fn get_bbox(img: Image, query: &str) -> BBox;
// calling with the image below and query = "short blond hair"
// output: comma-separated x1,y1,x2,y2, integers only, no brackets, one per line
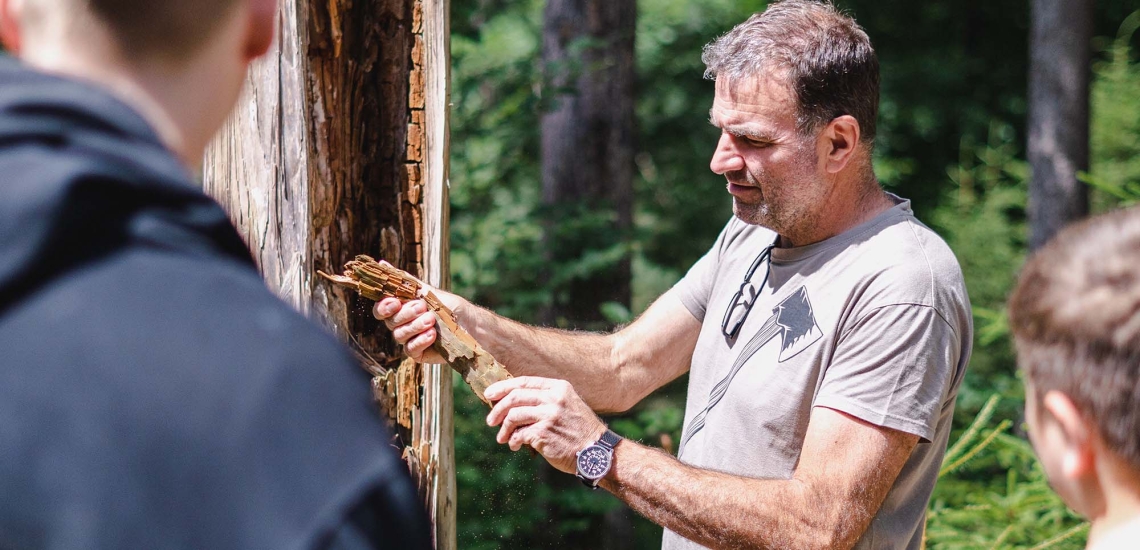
28,0,240,59
1009,206,1140,470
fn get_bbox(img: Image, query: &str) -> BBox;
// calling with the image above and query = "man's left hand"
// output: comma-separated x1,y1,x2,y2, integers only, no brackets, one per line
484,376,607,474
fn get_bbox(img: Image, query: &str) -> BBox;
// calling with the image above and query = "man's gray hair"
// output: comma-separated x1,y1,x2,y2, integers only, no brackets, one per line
702,0,880,143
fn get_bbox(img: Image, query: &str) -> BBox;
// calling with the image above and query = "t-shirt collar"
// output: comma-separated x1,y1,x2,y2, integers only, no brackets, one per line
770,192,912,264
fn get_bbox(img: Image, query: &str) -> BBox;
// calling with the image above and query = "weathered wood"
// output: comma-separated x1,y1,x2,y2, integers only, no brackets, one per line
201,0,454,547
320,257,513,407
419,1,455,545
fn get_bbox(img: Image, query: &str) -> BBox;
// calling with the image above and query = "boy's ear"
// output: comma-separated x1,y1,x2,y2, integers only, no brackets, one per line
0,0,23,53
1042,390,1097,479
242,0,276,61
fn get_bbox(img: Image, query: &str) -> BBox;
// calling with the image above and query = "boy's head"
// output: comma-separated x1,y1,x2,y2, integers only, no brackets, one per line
0,0,274,62
0,0,276,162
1009,206,1140,518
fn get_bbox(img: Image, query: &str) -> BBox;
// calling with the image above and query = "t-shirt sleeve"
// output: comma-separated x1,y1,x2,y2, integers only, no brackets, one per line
813,304,960,442
673,219,735,322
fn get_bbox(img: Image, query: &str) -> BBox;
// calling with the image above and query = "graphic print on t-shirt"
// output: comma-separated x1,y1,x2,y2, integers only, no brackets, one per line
679,286,822,455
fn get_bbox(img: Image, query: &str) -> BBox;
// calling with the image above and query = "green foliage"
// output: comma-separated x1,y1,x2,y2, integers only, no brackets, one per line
449,0,549,322
931,121,1026,419
633,0,758,276
1085,10,1140,209
925,396,1087,549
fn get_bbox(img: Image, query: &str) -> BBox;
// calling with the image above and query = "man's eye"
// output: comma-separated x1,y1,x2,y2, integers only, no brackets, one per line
739,136,770,148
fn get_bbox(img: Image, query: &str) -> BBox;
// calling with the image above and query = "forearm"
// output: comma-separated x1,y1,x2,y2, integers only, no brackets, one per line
600,442,866,550
454,300,624,411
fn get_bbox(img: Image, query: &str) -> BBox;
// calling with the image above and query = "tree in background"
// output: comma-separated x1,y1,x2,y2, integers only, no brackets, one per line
1027,0,1094,250
540,0,637,329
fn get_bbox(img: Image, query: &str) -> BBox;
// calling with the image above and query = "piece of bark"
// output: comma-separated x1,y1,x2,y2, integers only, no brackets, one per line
319,256,512,407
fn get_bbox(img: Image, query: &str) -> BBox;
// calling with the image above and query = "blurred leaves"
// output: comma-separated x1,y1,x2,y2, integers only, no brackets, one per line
1086,10,1140,210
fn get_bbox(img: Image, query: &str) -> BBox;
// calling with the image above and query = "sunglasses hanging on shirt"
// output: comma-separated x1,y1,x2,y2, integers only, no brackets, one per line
721,237,779,340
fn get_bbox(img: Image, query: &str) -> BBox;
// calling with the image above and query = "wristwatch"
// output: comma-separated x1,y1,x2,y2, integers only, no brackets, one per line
575,429,622,489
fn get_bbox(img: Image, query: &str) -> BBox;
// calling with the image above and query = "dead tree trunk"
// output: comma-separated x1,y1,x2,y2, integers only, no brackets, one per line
1027,0,1093,250
201,0,454,547
540,0,636,329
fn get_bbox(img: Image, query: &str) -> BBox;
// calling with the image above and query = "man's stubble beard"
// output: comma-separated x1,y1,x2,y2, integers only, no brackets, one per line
731,170,771,226
732,165,818,237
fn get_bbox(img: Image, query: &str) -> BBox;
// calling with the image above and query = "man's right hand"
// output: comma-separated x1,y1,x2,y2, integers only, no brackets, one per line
372,288,466,363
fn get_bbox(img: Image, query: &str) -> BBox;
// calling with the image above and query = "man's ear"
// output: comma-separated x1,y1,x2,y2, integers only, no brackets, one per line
1042,390,1097,480
0,0,23,53
242,0,276,61
818,115,862,175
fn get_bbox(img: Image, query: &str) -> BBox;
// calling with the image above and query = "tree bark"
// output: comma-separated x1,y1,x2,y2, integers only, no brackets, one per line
201,0,455,547
540,0,636,328
1027,0,1094,250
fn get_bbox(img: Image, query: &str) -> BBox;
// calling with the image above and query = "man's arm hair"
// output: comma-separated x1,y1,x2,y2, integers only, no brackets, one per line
461,289,700,412
601,406,918,549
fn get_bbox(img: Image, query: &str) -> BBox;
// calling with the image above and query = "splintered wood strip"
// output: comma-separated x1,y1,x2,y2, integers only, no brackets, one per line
318,256,512,407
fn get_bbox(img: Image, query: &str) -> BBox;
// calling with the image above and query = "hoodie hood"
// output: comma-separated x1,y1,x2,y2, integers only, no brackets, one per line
0,57,434,550
0,55,253,313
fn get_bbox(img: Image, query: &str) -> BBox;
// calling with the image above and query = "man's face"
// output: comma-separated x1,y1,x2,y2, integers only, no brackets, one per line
708,74,825,234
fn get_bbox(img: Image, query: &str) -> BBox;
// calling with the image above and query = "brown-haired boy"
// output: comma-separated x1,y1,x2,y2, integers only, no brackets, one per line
1009,207,1140,548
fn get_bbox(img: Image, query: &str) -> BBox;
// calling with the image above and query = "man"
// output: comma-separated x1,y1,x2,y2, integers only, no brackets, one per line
380,1,972,548
0,0,429,548
1009,208,1140,550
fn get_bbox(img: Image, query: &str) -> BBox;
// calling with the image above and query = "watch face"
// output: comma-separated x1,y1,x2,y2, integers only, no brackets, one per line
577,445,612,480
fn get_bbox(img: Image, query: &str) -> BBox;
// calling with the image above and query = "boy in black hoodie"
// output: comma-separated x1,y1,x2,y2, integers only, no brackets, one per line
0,1,430,548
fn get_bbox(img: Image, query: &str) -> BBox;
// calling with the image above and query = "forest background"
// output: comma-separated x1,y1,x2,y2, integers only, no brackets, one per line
447,0,1140,548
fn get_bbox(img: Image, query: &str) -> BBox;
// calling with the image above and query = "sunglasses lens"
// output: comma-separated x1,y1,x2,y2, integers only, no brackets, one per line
721,243,773,339
722,291,751,338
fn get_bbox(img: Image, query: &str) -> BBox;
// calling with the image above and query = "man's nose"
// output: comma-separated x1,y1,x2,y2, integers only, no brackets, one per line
710,133,744,175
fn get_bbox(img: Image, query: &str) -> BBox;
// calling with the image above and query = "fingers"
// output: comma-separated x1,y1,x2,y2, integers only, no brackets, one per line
389,301,429,329
484,376,569,402
371,297,439,360
509,425,543,453
486,388,547,427
392,311,437,343
373,298,432,331
483,378,607,473
405,328,438,360
494,406,545,445
372,298,403,320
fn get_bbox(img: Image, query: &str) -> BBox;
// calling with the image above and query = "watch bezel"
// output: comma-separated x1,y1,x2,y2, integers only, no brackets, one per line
575,430,621,488
576,444,613,481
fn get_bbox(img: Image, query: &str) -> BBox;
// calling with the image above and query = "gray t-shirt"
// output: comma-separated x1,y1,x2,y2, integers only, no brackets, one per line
663,197,972,550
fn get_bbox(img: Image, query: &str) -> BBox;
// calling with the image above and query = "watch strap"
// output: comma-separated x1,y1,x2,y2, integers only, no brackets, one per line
598,429,622,450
